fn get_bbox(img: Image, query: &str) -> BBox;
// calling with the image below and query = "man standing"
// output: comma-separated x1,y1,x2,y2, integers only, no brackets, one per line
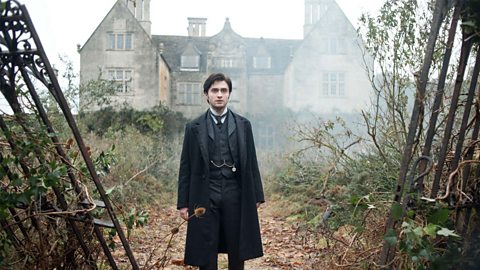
177,73,264,269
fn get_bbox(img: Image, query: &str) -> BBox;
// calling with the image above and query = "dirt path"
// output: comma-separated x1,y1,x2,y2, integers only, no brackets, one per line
117,198,324,269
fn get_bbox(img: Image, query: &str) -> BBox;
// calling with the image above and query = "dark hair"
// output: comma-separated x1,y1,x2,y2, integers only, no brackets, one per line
203,73,232,94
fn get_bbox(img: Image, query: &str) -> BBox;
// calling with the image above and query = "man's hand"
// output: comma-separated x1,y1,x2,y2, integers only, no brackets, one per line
256,202,261,209
179,207,189,221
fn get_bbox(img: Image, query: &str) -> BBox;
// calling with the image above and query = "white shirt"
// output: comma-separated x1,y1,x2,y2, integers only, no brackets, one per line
209,107,228,124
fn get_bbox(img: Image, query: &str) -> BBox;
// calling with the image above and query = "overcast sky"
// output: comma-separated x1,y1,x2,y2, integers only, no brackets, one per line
18,0,384,68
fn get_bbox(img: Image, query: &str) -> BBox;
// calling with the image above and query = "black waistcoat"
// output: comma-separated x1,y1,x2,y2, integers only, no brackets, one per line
208,114,237,179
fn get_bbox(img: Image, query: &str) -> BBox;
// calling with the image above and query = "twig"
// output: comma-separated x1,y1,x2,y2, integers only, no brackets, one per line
2,182,96,231
142,219,186,270
340,208,373,264
143,208,205,270
123,159,159,187
339,231,359,263
437,160,480,200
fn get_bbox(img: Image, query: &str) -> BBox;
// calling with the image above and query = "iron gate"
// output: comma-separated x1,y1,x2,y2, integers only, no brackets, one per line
380,0,480,267
0,0,139,268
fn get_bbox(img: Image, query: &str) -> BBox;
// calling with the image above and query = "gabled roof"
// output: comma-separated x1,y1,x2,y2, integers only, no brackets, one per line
181,40,202,56
288,0,360,61
79,0,153,52
304,0,357,40
245,37,301,74
209,18,245,44
254,38,271,56
153,35,210,72
152,18,301,74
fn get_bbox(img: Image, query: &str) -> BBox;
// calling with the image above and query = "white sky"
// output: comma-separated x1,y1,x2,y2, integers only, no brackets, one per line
18,0,384,69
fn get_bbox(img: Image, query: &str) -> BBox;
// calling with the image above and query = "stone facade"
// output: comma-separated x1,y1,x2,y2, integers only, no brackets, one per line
79,0,164,111
79,0,372,148
285,0,371,114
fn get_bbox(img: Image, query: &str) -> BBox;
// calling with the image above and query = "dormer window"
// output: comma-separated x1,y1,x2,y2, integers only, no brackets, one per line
253,41,271,69
253,56,271,69
180,42,201,71
181,55,200,70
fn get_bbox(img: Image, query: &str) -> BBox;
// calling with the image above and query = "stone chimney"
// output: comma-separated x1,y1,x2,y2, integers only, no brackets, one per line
304,0,330,37
126,0,152,35
187,17,207,37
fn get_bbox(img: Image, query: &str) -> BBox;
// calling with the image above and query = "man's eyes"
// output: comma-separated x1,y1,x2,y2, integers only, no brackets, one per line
211,88,228,93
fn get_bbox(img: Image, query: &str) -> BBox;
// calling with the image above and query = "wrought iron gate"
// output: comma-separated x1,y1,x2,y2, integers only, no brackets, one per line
0,0,139,268
380,0,480,267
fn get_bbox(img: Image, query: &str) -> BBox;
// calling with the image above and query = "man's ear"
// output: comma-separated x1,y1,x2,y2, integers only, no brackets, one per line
204,93,209,104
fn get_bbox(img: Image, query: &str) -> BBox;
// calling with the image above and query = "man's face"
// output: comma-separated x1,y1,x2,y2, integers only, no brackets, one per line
205,80,230,112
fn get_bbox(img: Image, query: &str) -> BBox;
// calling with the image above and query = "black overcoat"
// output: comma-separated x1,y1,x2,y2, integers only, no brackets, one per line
177,110,264,266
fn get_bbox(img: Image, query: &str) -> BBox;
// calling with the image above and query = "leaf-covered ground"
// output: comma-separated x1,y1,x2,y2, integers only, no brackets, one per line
112,198,333,269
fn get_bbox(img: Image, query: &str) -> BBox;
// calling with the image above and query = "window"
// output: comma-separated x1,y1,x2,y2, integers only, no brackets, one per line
125,34,132,49
214,57,237,68
107,33,133,50
181,55,200,70
253,56,271,69
107,69,133,93
257,124,275,149
321,38,346,54
177,82,202,105
226,79,240,109
222,58,234,68
180,43,201,70
322,72,345,97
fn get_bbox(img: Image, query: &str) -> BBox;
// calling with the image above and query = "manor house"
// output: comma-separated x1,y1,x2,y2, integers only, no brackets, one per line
79,0,372,148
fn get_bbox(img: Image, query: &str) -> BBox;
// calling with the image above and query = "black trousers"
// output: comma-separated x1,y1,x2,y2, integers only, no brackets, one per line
199,177,244,270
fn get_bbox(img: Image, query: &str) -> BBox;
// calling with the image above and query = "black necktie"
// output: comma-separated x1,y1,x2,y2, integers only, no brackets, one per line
214,115,223,127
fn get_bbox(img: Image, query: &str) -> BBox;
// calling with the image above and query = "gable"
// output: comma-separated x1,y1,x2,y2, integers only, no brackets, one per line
292,0,362,61
79,0,153,52
153,35,210,72
245,38,301,74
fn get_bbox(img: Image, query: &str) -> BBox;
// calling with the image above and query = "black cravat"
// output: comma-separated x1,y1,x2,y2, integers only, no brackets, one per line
214,115,223,127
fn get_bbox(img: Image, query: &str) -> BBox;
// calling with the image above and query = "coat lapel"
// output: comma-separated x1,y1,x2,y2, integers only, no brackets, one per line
198,110,244,169
233,112,247,170
227,110,236,137
194,111,210,168
207,112,214,141
227,111,239,166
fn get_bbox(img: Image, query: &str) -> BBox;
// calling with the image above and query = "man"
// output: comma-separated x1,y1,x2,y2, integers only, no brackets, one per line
177,73,264,269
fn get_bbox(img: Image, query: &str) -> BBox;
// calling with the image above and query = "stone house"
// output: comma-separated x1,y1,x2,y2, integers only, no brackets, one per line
79,0,371,148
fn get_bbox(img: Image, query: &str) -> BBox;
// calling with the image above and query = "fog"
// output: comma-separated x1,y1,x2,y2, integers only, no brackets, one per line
2,0,380,158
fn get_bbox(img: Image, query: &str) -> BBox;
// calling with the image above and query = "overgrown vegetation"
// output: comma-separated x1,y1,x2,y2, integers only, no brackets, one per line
2,0,480,268
264,0,480,268
79,105,186,206
0,89,103,267
0,52,187,267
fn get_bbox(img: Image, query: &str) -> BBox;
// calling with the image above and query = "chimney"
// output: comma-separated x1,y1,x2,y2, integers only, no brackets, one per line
187,17,207,37
126,0,152,35
304,0,330,37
